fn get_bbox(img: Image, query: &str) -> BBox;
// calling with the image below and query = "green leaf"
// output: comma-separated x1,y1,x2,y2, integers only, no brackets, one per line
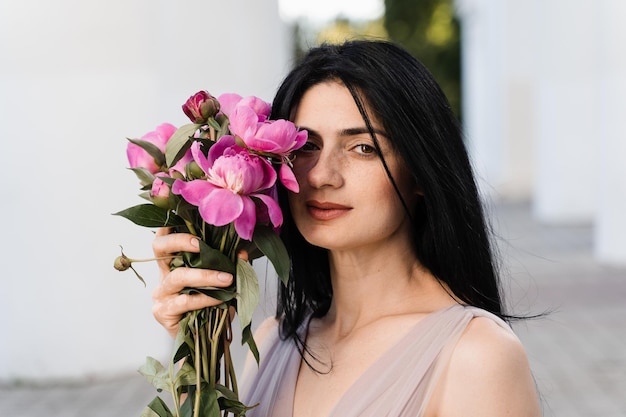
113,204,185,228
218,115,231,139
200,387,221,417
207,117,221,131
182,240,236,276
172,314,193,363
138,357,172,393
216,384,257,415
129,167,156,187
165,123,200,167
139,191,152,201
128,265,147,287
174,361,197,389
252,226,290,285
236,259,259,331
180,287,236,302
242,324,259,364
140,396,174,417
181,386,220,417
128,138,166,168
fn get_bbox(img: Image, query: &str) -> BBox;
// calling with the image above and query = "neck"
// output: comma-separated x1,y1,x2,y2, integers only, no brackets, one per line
323,242,448,336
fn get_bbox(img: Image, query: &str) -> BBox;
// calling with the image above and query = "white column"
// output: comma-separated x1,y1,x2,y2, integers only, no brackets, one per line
594,0,626,265
0,0,286,381
456,0,506,198
498,1,536,200
531,0,599,223
455,0,535,201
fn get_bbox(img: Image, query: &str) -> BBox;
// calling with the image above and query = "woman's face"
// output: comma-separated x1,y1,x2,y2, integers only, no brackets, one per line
288,81,417,253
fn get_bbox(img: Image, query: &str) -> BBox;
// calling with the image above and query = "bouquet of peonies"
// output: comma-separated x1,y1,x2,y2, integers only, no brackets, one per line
113,91,306,417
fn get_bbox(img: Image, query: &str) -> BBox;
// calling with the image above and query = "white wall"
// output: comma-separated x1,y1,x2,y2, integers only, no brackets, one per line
456,0,626,266
0,0,288,381
531,0,599,223
457,0,535,200
594,0,626,264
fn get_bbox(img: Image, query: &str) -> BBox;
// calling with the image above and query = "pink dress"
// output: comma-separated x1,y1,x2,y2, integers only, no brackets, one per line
240,304,513,417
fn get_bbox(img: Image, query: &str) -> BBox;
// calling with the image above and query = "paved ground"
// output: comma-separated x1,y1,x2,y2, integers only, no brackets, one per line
492,202,626,417
1,201,625,416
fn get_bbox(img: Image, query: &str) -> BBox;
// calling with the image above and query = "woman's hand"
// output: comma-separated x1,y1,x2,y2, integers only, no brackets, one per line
151,228,234,339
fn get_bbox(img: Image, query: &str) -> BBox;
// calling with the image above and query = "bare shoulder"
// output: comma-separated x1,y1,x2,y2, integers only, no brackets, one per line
253,315,280,346
455,316,526,368
430,316,542,417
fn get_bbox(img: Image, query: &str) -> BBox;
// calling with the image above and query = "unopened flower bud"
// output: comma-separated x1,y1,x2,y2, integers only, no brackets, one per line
182,91,220,124
150,177,171,209
114,254,132,271
186,161,205,180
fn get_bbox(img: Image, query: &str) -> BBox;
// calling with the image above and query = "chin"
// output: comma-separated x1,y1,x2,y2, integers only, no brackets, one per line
298,228,340,250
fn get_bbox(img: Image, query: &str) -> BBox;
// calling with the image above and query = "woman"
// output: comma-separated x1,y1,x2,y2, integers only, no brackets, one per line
152,40,541,416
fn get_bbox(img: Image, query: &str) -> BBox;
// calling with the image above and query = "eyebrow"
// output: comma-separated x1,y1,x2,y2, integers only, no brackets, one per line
299,126,388,138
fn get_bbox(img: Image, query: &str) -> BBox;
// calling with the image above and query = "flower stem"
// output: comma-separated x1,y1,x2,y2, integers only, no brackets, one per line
202,309,210,382
130,255,181,263
184,219,198,236
169,360,181,417
194,315,201,417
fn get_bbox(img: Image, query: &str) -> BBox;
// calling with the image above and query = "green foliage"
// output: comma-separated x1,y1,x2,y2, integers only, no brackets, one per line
141,396,174,417
242,324,259,365
139,357,175,393
113,204,186,228
236,258,260,332
216,384,257,416
165,123,201,167
115,90,295,416
128,138,166,169
384,0,462,118
183,239,237,276
252,225,290,285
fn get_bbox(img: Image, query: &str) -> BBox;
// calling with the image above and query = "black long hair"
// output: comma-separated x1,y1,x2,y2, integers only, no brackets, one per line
270,40,504,342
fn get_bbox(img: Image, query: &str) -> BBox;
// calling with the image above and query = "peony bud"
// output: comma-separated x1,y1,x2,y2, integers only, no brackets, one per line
114,254,132,271
150,176,171,209
182,91,220,124
185,161,205,180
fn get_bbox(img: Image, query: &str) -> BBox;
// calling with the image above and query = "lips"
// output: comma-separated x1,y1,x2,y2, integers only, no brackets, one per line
306,200,352,221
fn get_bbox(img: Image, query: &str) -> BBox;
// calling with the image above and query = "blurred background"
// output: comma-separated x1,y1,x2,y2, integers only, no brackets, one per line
1,0,625,416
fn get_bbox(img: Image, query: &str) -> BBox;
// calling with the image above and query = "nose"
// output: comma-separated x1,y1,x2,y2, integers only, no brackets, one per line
301,149,344,189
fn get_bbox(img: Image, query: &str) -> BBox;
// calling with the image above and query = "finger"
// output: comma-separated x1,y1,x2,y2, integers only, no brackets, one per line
153,292,226,321
155,227,172,238
152,293,225,338
159,266,233,293
152,232,200,257
153,232,201,272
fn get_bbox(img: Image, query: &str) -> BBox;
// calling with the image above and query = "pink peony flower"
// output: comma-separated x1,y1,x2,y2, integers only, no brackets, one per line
172,136,282,240
150,175,171,209
228,105,308,192
126,123,177,174
218,93,271,122
182,91,220,124
151,176,170,199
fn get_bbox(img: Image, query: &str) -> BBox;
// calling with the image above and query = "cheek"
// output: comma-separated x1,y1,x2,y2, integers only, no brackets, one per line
291,157,314,184
287,191,304,219
380,168,418,214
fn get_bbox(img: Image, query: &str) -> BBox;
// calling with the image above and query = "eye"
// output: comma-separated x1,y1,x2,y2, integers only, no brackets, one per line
354,143,377,155
298,141,320,152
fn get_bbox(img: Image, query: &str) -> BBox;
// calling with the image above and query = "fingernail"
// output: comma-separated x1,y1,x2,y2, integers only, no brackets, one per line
217,272,232,283
190,238,199,249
